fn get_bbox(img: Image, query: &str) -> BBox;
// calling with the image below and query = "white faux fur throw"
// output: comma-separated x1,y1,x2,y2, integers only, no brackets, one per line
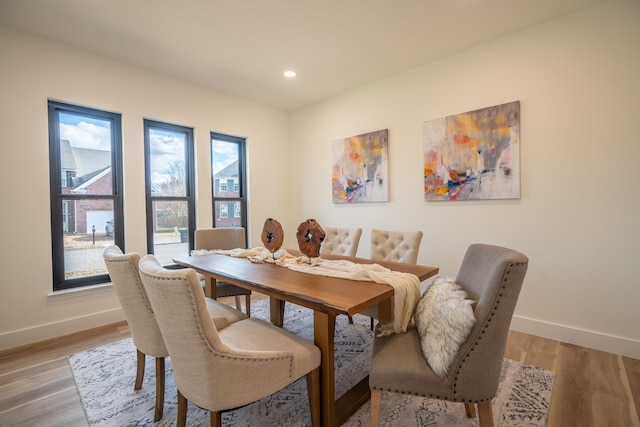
192,247,420,335
414,277,476,377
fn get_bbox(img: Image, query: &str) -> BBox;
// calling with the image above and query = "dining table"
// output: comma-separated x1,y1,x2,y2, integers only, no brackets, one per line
173,250,438,426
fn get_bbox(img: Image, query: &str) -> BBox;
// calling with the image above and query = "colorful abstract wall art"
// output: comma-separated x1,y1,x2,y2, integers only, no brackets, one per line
332,129,389,203
423,101,520,201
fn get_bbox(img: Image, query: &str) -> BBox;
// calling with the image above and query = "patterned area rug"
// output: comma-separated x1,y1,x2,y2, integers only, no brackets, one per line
69,299,554,426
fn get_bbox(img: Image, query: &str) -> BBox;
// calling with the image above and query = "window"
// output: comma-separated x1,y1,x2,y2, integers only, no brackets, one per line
48,100,123,290
211,132,247,233
144,120,195,266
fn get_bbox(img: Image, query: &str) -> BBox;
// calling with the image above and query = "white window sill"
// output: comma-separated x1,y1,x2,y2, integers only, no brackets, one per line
48,282,114,301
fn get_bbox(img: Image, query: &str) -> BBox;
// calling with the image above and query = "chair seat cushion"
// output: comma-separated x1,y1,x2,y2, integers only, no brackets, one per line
216,281,251,297
219,318,321,381
370,325,452,397
199,274,252,297
205,298,248,330
414,277,476,377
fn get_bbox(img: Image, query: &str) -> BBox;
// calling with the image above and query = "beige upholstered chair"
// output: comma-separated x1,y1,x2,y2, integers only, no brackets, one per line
138,255,322,427
369,244,529,427
320,226,362,257
103,245,247,422
370,228,423,264
195,227,252,316
363,229,424,328
316,226,363,323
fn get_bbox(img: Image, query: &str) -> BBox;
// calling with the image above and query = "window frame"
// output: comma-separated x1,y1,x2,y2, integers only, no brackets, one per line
143,119,196,264
48,100,124,291
211,132,247,239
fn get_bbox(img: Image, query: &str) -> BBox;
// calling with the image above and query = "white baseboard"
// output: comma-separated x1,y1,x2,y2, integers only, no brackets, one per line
510,315,640,360
0,308,125,352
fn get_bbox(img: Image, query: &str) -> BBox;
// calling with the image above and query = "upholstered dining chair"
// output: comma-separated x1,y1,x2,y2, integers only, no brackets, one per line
103,245,247,422
370,228,423,264
195,227,252,316
316,226,363,323
363,229,424,328
368,244,529,427
138,254,322,427
320,226,362,257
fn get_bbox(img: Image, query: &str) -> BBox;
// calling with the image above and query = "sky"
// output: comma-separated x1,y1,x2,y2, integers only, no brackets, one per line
59,113,237,179
211,140,237,175
59,112,111,151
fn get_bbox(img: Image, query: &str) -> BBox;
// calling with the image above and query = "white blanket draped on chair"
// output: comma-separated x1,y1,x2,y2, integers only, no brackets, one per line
191,247,420,335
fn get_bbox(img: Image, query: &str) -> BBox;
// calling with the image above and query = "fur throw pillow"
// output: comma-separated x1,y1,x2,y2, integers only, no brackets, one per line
414,277,476,377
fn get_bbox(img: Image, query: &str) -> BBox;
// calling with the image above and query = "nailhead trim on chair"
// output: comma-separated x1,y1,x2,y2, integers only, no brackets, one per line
449,262,525,402
109,257,156,313
371,261,528,407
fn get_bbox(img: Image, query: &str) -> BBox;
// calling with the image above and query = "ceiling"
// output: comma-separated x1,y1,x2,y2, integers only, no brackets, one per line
0,0,605,111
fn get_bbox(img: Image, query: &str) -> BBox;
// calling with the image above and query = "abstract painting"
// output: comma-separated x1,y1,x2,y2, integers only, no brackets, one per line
423,101,520,201
332,129,389,203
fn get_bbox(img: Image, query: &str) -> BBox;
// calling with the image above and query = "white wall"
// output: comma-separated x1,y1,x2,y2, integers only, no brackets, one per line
1,0,638,359
287,0,640,358
0,26,291,350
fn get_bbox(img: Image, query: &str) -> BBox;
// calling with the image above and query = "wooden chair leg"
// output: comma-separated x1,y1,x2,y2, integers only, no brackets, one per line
245,294,251,317
234,295,242,311
477,401,494,427
370,389,382,427
177,389,188,427
154,357,165,422
278,299,286,325
210,411,222,427
347,315,354,324
464,402,476,418
134,349,145,390
370,317,375,331
306,368,321,427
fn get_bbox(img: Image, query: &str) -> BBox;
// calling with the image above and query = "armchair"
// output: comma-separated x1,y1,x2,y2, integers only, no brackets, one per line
195,227,252,315
363,229,423,328
138,255,322,427
103,245,247,421
369,244,529,427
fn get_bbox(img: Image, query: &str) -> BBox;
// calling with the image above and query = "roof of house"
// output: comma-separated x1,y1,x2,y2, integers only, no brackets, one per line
70,146,111,177
60,139,77,171
216,160,238,178
72,166,111,191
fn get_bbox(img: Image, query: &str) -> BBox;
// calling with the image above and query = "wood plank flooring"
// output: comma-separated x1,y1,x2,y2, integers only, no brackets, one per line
1,295,638,426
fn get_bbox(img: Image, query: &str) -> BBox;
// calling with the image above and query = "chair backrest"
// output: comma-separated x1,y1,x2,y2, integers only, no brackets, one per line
449,244,529,401
138,255,232,399
103,245,167,357
138,255,297,411
194,227,246,251
320,227,362,257
370,229,423,264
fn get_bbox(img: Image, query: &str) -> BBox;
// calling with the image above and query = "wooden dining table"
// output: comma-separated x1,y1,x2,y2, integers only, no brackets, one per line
173,251,438,426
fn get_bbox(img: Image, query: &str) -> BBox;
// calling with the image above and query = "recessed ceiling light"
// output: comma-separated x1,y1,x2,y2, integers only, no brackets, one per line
283,70,297,78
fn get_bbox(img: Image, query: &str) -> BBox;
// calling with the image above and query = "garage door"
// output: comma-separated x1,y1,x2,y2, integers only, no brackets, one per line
86,210,113,234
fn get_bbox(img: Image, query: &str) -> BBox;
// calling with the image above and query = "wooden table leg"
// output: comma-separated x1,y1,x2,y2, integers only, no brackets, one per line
269,297,285,327
314,310,337,426
204,276,217,299
377,297,394,323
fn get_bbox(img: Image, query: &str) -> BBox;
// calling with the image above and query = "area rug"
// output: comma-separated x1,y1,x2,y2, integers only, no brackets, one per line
69,299,554,426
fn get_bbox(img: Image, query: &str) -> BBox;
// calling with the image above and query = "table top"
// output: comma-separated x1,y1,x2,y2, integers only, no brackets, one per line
173,252,439,317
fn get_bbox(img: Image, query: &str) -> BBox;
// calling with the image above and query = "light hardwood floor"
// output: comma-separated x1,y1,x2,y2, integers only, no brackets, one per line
1,295,638,427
